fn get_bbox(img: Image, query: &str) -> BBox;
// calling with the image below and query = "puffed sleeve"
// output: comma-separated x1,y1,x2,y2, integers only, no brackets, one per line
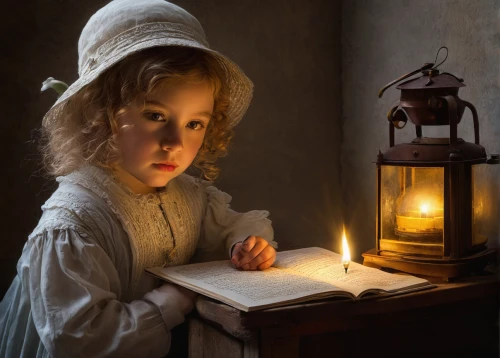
194,183,278,262
28,228,182,358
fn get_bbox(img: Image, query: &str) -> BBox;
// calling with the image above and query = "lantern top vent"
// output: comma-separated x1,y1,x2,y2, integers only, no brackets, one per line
397,71,465,90
378,47,466,98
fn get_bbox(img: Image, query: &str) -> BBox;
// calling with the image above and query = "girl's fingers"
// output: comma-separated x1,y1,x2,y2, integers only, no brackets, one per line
241,245,276,270
231,242,244,265
237,238,267,267
256,255,276,270
231,237,257,266
241,236,257,252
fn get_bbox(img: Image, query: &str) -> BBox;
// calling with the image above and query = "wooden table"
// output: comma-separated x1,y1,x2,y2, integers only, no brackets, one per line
187,274,499,358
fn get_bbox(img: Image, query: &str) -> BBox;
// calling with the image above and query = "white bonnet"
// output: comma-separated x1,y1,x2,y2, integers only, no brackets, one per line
43,0,253,128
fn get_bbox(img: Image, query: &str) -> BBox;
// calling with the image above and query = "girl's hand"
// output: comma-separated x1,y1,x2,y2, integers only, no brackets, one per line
231,236,276,270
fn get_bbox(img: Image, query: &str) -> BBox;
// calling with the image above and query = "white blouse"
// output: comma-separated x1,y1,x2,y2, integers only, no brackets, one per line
0,165,276,358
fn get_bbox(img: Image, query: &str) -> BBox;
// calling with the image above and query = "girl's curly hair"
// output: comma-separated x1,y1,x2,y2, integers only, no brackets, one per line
40,46,232,181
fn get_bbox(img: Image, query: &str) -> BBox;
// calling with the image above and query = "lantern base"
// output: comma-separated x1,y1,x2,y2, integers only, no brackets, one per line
362,248,497,280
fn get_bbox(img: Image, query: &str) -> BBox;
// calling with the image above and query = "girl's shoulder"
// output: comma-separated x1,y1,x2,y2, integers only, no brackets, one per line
43,177,113,218
29,177,119,242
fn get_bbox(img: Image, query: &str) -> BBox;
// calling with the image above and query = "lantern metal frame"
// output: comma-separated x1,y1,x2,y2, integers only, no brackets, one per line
362,64,498,279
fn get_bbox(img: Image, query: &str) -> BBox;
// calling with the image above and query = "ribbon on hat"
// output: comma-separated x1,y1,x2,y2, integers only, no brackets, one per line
41,77,69,98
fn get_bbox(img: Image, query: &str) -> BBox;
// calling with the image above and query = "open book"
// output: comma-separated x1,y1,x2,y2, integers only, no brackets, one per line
146,247,434,312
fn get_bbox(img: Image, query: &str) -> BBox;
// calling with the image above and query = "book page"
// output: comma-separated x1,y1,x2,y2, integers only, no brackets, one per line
274,247,431,297
146,247,432,311
147,259,352,312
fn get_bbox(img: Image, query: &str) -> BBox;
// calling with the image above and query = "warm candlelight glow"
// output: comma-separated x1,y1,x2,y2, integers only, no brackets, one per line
341,229,351,273
420,203,429,218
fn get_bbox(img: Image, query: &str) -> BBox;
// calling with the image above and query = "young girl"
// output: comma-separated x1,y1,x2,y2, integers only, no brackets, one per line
0,0,277,357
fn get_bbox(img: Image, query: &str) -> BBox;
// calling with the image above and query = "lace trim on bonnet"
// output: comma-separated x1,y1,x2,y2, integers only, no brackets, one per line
54,165,205,297
81,22,208,76
44,21,252,130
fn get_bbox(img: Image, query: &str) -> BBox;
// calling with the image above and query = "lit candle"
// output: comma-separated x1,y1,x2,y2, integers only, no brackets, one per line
420,203,429,218
341,230,351,273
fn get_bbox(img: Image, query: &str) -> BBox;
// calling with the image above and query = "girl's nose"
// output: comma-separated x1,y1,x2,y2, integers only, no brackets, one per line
160,127,183,152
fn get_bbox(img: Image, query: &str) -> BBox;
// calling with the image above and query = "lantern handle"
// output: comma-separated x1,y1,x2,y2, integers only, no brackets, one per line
378,62,434,98
462,100,480,144
439,95,458,147
433,46,448,69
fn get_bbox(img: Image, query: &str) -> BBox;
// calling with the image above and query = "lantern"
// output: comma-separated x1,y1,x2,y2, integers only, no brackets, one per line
362,48,499,279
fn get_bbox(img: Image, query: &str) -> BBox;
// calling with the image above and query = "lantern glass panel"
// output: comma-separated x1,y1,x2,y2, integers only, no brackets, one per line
380,166,444,255
472,164,497,246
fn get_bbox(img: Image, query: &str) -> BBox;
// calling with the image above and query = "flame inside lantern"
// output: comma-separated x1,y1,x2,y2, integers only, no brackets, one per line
420,203,429,218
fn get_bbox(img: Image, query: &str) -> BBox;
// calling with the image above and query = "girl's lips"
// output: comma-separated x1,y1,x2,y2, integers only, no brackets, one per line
154,163,177,172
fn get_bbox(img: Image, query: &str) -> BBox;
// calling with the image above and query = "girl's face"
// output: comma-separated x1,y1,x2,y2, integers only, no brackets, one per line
113,80,214,194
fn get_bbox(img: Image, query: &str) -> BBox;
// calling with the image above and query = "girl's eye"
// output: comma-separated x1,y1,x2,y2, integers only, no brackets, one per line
145,112,165,122
187,121,205,130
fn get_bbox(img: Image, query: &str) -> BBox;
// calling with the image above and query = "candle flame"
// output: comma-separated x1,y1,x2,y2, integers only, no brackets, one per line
341,230,351,263
420,203,429,214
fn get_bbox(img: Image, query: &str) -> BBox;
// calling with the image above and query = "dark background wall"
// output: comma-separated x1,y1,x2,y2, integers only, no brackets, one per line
0,0,342,297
